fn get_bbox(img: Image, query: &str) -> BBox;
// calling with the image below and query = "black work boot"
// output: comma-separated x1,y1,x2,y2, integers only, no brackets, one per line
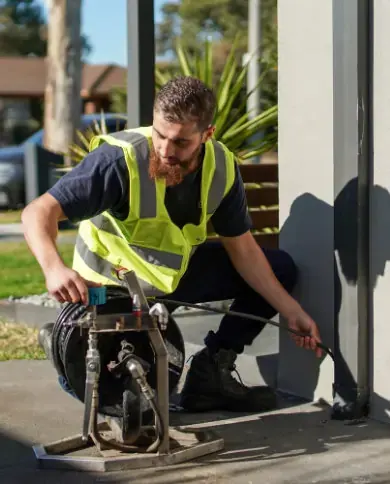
179,347,277,413
38,322,54,362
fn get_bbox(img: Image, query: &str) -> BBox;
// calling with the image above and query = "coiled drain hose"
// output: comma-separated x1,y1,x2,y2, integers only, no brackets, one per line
91,395,165,453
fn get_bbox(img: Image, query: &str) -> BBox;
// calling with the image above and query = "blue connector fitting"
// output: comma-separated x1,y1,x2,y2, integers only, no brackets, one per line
88,286,107,306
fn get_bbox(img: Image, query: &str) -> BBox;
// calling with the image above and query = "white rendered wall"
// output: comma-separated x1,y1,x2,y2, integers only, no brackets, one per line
277,0,360,404
370,0,390,424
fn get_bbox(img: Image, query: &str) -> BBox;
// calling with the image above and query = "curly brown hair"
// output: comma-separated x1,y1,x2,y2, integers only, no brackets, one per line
153,76,216,132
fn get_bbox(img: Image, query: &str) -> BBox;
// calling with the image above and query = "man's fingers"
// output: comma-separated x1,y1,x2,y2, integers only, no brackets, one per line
85,279,102,287
54,291,66,304
53,279,100,305
65,280,83,303
292,333,323,358
315,337,323,358
72,277,89,305
291,334,306,348
291,334,301,346
316,344,323,358
57,288,72,303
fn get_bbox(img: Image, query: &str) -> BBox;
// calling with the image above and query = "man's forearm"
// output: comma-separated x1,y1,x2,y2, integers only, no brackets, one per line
222,233,301,319
21,194,66,275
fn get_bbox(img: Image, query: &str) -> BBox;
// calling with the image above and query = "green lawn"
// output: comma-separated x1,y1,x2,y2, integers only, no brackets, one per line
0,240,74,361
0,318,46,361
0,210,22,224
0,241,74,299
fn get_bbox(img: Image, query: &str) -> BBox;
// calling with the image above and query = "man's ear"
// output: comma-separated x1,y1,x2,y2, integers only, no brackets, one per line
203,125,216,142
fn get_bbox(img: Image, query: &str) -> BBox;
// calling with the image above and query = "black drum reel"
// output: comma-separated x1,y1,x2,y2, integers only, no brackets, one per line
49,272,187,455
51,286,185,420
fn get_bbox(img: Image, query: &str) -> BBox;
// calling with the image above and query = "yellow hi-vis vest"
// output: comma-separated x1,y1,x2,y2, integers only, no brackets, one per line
72,126,236,296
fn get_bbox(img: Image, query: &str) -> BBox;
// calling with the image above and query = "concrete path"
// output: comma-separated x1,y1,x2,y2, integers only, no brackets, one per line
0,223,23,234
2,359,390,483
3,219,390,482
0,223,23,242
0,223,76,243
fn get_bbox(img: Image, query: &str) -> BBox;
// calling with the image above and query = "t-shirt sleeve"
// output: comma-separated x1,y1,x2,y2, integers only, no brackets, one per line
210,160,252,237
48,143,129,223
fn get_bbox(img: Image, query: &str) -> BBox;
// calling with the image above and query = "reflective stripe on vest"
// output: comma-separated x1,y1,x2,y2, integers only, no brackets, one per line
208,139,227,214
75,235,118,284
110,130,156,218
89,215,183,269
75,235,168,296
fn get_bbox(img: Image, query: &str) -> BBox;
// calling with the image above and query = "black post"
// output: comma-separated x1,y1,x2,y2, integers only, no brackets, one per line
24,143,64,204
126,0,155,128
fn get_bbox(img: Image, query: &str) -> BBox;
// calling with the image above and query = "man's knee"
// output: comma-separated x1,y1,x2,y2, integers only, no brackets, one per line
274,248,298,293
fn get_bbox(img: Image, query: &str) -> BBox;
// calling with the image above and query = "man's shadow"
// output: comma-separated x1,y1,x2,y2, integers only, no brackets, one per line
269,178,390,420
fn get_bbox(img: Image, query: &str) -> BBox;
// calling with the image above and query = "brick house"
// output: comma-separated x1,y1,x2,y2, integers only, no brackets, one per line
0,56,126,145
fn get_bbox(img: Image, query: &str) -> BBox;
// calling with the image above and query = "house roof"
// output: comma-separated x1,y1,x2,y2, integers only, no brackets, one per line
0,57,127,97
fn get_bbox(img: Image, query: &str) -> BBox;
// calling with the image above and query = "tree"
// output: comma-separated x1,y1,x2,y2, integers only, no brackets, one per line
156,0,277,63
44,0,82,163
0,0,47,55
156,0,278,107
0,0,92,58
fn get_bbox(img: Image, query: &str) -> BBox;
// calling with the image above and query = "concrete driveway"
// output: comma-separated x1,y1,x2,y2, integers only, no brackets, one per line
2,358,390,483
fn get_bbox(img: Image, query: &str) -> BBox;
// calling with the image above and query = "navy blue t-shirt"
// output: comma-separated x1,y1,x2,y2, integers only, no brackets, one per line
48,142,252,237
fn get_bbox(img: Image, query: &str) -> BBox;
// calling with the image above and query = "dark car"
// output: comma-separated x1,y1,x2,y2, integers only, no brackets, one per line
0,113,127,209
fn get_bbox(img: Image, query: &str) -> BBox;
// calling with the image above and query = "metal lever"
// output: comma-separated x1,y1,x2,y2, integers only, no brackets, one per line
119,270,150,311
149,303,169,331
82,330,100,441
81,288,106,441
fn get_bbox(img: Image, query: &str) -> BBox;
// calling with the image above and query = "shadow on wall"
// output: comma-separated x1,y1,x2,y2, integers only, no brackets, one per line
276,178,390,421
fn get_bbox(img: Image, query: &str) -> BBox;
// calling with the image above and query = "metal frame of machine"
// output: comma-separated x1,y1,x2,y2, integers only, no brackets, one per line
32,270,224,472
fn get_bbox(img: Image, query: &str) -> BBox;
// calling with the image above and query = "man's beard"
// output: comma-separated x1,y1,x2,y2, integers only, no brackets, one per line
148,145,201,186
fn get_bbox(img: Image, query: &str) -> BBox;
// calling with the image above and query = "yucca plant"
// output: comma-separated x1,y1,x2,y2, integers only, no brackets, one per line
67,37,277,165
155,36,278,162
65,111,127,166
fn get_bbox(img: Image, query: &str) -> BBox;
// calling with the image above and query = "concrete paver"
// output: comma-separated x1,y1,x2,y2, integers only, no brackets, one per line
2,359,390,483
0,223,76,243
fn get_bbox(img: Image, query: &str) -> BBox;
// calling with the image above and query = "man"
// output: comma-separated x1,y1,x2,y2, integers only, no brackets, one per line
22,76,322,413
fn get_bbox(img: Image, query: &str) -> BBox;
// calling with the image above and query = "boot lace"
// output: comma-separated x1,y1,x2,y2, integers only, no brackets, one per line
229,363,248,388
230,363,246,387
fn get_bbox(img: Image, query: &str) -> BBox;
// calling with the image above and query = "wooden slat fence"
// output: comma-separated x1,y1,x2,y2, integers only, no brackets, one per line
207,163,279,248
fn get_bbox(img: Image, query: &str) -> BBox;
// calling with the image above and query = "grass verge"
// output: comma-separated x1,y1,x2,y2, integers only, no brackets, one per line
0,318,46,361
0,209,22,224
0,241,74,299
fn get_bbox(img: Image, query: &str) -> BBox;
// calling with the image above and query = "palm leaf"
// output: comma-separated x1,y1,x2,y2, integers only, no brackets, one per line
155,69,170,89
76,129,91,151
99,110,108,135
176,40,193,76
67,112,129,165
74,37,278,166
214,64,249,139
202,37,213,88
222,105,278,142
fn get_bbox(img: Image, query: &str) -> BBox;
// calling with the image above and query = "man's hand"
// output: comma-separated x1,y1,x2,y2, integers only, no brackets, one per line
45,263,101,305
286,310,323,358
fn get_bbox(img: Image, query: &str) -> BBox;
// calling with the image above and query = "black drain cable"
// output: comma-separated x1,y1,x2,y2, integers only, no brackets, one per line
149,297,334,362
